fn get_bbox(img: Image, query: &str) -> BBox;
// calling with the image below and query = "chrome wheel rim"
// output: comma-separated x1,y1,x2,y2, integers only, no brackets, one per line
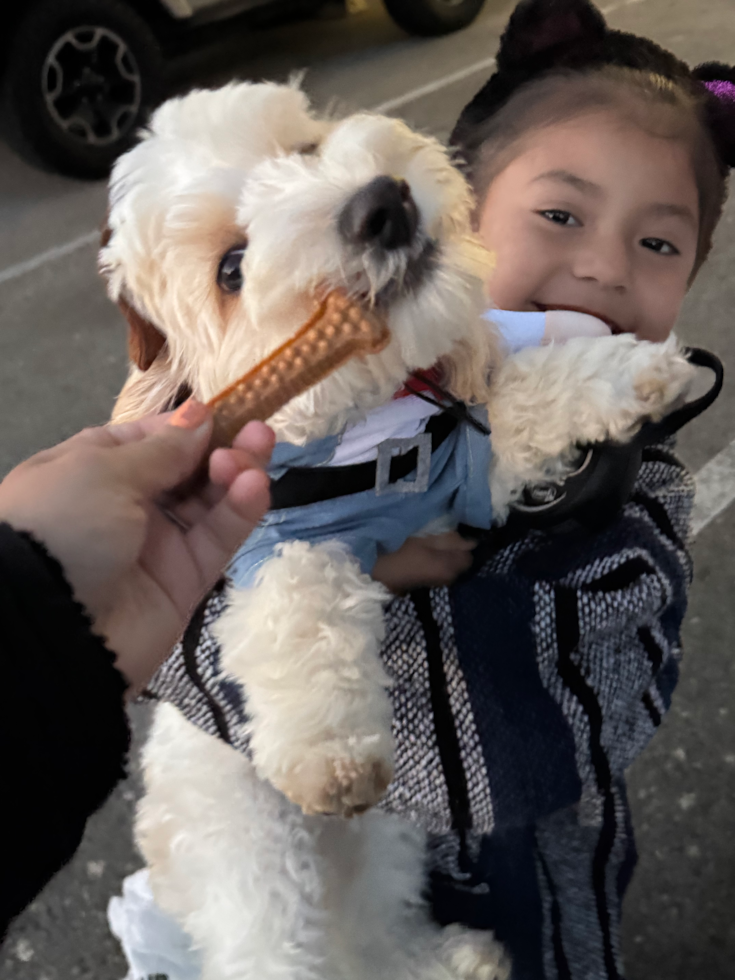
42,26,141,147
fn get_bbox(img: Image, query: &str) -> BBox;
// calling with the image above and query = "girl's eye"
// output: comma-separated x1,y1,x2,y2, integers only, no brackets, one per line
641,237,680,256
217,243,248,293
538,209,580,227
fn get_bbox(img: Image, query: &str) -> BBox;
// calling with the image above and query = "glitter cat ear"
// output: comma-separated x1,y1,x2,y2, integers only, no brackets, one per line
496,0,606,72
695,62,735,169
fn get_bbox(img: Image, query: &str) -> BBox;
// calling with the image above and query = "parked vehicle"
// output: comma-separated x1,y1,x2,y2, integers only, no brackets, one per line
1,0,486,178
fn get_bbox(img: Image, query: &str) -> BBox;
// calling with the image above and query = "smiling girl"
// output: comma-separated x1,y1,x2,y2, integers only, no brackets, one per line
470,68,724,342
370,2,734,978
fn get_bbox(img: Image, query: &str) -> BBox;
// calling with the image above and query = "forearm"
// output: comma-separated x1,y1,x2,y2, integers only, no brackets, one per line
0,524,130,937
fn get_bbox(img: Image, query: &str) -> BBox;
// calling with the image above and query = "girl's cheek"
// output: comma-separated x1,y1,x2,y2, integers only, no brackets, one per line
641,294,682,341
485,233,548,310
636,259,689,340
486,257,531,310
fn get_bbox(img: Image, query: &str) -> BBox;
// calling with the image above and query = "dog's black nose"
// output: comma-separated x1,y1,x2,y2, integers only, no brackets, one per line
338,176,419,250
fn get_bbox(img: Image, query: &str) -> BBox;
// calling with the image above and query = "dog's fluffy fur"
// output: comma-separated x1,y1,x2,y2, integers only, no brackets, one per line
101,81,693,980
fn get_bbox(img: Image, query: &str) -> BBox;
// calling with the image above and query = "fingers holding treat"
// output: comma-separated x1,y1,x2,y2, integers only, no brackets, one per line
209,422,276,489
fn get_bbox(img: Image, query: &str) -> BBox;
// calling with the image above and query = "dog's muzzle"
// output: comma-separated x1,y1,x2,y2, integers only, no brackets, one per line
338,176,419,251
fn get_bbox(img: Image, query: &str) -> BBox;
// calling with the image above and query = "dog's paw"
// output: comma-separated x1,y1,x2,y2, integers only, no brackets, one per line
438,925,511,980
270,736,394,816
631,344,693,420
566,334,694,443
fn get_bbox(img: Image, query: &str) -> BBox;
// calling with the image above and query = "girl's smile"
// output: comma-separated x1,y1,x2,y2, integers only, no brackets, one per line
478,109,701,342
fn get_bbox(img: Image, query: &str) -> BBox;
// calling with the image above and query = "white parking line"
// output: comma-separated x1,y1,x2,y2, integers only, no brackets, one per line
0,230,99,287
372,56,496,113
371,0,649,113
691,440,735,537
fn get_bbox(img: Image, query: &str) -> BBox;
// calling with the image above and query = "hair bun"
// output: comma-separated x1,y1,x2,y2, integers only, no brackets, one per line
694,62,735,169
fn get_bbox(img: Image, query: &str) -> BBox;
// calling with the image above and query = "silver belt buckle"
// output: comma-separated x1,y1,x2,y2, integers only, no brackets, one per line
375,433,432,496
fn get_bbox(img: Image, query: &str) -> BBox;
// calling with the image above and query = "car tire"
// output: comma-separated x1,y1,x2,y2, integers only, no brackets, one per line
382,0,484,36
5,0,164,179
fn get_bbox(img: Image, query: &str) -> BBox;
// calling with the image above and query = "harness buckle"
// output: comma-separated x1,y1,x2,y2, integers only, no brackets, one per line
375,433,432,496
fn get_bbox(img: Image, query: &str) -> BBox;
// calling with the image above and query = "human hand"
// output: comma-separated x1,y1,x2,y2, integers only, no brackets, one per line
372,531,477,595
0,400,274,693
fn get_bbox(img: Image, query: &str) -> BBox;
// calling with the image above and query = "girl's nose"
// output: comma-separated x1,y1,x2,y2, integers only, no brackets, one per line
571,233,630,292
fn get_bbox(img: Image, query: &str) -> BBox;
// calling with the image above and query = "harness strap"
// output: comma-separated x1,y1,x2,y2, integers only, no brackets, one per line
270,409,458,510
403,371,491,437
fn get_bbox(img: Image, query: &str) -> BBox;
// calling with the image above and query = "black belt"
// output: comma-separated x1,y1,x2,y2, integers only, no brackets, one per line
270,410,458,510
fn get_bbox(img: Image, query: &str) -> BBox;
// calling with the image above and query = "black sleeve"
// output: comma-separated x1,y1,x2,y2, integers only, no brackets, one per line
0,523,130,939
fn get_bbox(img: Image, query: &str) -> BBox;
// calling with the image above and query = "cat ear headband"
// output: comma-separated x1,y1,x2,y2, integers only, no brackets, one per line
451,0,735,170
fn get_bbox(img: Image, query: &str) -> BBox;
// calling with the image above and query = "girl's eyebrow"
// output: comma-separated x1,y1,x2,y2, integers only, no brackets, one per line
531,169,602,196
643,202,697,228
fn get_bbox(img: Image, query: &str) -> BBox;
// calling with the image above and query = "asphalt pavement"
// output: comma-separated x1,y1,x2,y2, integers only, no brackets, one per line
0,0,733,977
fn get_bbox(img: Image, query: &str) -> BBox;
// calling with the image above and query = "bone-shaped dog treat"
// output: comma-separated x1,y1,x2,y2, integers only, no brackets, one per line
208,289,391,450
164,290,390,505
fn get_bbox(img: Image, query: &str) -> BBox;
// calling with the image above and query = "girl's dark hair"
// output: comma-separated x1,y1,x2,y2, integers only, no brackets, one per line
451,0,735,277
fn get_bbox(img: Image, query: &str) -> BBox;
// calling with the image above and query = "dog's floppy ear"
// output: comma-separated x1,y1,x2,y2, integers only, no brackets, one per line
497,0,607,71
117,295,167,372
100,217,167,372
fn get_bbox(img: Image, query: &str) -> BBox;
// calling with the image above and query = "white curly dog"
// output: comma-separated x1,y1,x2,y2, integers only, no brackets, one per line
100,81,693,980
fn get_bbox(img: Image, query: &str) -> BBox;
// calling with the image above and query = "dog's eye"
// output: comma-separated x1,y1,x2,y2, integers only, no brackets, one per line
294,142,320,156
217,244,247,294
